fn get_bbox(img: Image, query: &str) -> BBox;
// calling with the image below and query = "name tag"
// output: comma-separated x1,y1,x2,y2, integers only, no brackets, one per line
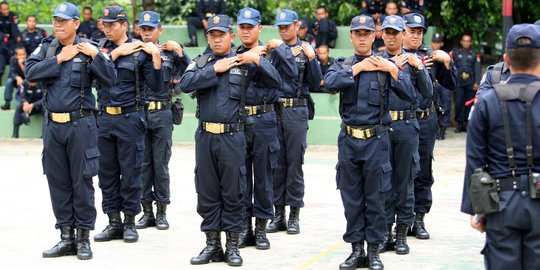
230,68,243,76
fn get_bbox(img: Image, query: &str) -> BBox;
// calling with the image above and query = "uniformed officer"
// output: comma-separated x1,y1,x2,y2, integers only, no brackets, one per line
450,33,481,133
477,61,510,96
360,0,388,22
93,5,162,244
378,15,432,255
233,7,283,250
402,13,457,239
461,23,540,270
430,32,453,140
2,46,26,112
77,7,97,39
0,1,20,88
180,14,281,267
11,80,43,138
400,0,426,15
185,0,227,47
20,15,48,55
266,9,322,236
135,11,190,231
325,15,415,270
25,2,117,260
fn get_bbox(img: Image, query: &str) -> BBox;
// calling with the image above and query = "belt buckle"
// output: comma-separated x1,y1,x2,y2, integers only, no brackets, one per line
282,99,292,108
350,127,366,139
389,111,398,121
51,112,70,123
461,72,470,79
245,106,256,116
156,101,162,110
205,122,224,134
105,106,122,115
147,102,156,110
205,12,213,18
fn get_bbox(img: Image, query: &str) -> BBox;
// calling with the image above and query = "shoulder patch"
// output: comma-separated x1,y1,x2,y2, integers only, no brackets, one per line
32,46,41,55
186,61,196,71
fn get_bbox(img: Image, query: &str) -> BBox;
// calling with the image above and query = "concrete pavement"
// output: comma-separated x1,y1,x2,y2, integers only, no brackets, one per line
0,130,484,270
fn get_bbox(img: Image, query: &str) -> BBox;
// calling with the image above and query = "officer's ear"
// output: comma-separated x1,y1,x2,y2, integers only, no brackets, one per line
258,24,262,33
229,31,236,43
73,19,80,30
503,53,511,70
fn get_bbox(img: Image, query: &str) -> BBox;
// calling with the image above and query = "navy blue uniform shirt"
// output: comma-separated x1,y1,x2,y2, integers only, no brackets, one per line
0,11,19,40
20,81,44,106
196,0,226,20
477,62,511,96
25,36,117,112
146,49,190,101
179,49,282,124
451,47,481,85
98,37,162,107
324,53,416,126
20,28,48,55
280,39,322,98
461,74,540,214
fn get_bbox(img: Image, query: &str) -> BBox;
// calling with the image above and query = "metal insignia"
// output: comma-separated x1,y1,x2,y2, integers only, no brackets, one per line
143,13,151,22
213,16,220,24
59,4,67,12
414,15,422,23
359,16,366,24
280,12,286,20
103,9,109,17
245,10,251,19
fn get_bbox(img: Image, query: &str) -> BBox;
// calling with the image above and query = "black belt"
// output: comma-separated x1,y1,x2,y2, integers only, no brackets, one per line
343,124,387,140
496,177,520,192
245,104,275,116
102,105,143,115
146,100,171,111
48,109,95,124
280,98,307,108
417,104,436,120
389,109,416,121
201,121,244,134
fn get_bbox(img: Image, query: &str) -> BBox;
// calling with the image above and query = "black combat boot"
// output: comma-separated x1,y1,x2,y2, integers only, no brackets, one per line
1,102,10,110
287,206,300,234
238,217,254,248
42,226,77,258
123,214,139,243
379,224,395,253
94,212,123,242
190,231,225,265
155,202,169,230
225,232,243,267
185,36,198,47
440,127,446,140
135,201,155,229
411,213,430,239
266,205,286,233
254,218,270,250
339,241,366,270
76,228,92,260
455,122,465,133
367,243,384,270
394,224,410,255
12,125,19,138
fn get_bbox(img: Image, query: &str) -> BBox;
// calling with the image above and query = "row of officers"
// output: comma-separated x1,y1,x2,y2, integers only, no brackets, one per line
30,2,459,270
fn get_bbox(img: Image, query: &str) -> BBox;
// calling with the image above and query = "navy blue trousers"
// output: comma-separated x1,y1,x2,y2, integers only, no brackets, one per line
414,113,438,214
384,119,419,226
273,106,308,208
454,83,475,123
195,128,246,233
435,85,452,128
243,111,279,220
42,115,98,230
336,129,391,244
97,111,145,216
141,109,173,204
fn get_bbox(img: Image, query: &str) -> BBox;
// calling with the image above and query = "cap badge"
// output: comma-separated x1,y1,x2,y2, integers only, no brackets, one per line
143,13,151,22
103,9,109,17
389,17,396,24
359,16,366,24
244,10,251,18
213,16,220,24
280,12,286,20
59,4,67,12
414,15,422,23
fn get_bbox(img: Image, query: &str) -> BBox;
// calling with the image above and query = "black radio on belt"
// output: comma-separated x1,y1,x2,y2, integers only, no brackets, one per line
529,172,540,199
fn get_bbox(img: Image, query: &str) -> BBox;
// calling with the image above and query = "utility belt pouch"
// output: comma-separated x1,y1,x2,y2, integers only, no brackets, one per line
171,98,184,125
529,172,540,199
468,168,499,215
307,95,315,120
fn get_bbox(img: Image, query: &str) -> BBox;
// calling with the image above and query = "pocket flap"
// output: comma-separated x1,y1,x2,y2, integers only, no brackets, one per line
381,162,392,173
268,140,280,153
117,58,136,70
413,153,420,164
240,165,247,175
85,147,101,159
136,142,144,151
370,81,380,89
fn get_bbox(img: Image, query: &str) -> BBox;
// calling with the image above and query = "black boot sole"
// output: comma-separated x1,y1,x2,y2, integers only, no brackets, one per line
42,250,77,258
77,253,93,260
190,255,225,265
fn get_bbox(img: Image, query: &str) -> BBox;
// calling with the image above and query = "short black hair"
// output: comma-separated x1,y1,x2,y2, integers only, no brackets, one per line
316,6,328,12
26,15,36,20
507,47,540,71
83,6,92,12
0,2,8,7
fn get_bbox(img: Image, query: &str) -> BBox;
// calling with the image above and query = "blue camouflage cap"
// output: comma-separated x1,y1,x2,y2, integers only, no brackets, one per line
139,11,160,28
350,15,375,31
403,13,426,30
237,8,261,26
432,32,444,42
102,6,128,23
506,24,540,49
274,10,298,26
382,15,405,31
206,14,233,34
52,2,80,20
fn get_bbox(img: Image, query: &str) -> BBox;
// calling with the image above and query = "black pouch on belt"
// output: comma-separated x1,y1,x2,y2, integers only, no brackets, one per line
171,98,184,125
468,168,499,215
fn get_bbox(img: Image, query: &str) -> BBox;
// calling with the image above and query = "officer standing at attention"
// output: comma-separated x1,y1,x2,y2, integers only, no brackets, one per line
0,1,20,96
93,5,162,244
430,32,454,140
11,80,43,138
233,7,283,250
180,14,281,267
461,23,540,269
266,9,322,236
324,15,415,270
135,10,190,231
401,13,457,240
450,33,481,133
378,15,431,255
185,0,226,47
25,2,117,260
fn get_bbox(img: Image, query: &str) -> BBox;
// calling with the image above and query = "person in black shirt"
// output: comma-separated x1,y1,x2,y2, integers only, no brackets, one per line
2,46,26,110
77,7,97,39
185,0,226,47
317,45,334,92
311,6,338,48
90,17,105,41
131,20,141,39
0,1,20,89
12,80,43,138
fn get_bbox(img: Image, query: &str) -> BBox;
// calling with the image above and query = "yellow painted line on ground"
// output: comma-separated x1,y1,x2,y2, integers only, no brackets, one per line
298,241,346,270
